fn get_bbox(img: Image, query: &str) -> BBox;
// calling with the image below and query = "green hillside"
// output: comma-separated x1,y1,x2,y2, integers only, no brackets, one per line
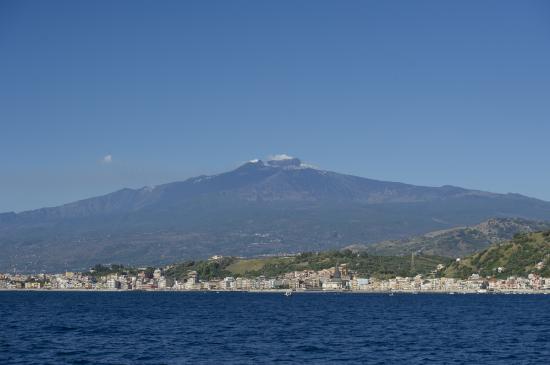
164,251,452,281
444,231,550,279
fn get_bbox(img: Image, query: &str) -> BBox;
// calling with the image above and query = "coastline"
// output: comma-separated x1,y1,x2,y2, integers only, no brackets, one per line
2,288,549,295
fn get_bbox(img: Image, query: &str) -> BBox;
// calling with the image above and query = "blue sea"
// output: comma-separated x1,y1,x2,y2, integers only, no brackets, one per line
1,292,549,364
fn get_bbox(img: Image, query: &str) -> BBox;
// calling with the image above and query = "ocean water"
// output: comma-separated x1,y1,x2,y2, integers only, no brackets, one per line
1,292,549,364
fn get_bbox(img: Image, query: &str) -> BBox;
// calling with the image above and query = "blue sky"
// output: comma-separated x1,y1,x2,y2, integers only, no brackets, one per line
1,0,550,212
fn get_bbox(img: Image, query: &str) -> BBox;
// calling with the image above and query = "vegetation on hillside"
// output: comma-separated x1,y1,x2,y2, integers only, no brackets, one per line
164,257,237,281
444,231,550,279
243,251,450,279
161,251,451,281
84,264,141,277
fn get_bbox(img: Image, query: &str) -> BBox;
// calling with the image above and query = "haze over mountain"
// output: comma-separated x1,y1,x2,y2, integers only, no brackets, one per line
1,155,550,272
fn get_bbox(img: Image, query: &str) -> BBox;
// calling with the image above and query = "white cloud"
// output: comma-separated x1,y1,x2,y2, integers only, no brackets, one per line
102,154,113,164
268,154,294,161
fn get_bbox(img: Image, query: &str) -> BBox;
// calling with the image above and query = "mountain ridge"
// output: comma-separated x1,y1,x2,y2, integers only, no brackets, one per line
353,217,550,258
4,157,544,219
1,156,550,272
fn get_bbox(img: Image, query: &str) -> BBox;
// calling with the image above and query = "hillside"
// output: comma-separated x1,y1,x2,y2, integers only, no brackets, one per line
363,218,550,258
444,231,550,279
163,251,452,281
1,156,550,272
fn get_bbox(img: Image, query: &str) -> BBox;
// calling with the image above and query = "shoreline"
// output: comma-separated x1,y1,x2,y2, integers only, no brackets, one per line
1,288,549,295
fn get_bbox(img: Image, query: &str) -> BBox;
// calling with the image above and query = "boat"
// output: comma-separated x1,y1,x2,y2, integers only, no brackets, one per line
284,290,292,296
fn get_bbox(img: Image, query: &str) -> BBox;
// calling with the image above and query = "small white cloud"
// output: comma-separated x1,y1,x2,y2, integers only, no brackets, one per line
102,154,113,164
268,154,294,161
300,163,318,169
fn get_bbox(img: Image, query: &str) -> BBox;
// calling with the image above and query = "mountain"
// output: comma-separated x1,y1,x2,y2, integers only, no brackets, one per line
2,156,550,272
360,218,550,258
444,231,550,278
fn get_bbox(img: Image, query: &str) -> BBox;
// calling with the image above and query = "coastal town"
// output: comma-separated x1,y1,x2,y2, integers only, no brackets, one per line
1,258,549,294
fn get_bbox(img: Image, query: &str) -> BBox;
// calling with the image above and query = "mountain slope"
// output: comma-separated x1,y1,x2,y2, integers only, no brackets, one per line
1,156,550,272
444,231,550,278
363,218,550,258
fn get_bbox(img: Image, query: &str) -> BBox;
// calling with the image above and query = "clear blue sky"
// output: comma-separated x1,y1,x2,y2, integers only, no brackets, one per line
1,0,550,212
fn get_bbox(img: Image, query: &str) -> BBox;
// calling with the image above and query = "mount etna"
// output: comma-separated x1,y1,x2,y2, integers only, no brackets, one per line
1,156,550,272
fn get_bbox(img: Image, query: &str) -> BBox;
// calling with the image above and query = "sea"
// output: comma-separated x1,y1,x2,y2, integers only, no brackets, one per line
1,291,549,364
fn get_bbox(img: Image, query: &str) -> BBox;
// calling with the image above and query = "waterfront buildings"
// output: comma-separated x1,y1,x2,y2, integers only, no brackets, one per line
2,264,550,294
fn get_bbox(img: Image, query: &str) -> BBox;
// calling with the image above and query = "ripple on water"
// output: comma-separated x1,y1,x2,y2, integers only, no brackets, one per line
1,292,550,365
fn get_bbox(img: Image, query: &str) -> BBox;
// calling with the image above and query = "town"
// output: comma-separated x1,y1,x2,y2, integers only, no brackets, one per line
1,258,549,294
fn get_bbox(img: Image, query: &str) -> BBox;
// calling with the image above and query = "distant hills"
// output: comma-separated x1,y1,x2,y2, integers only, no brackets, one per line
444,231,550,278
1,156,550,272
360,218,550,258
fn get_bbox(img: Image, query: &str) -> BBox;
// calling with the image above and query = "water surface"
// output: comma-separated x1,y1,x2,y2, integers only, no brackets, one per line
1,292,549,364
